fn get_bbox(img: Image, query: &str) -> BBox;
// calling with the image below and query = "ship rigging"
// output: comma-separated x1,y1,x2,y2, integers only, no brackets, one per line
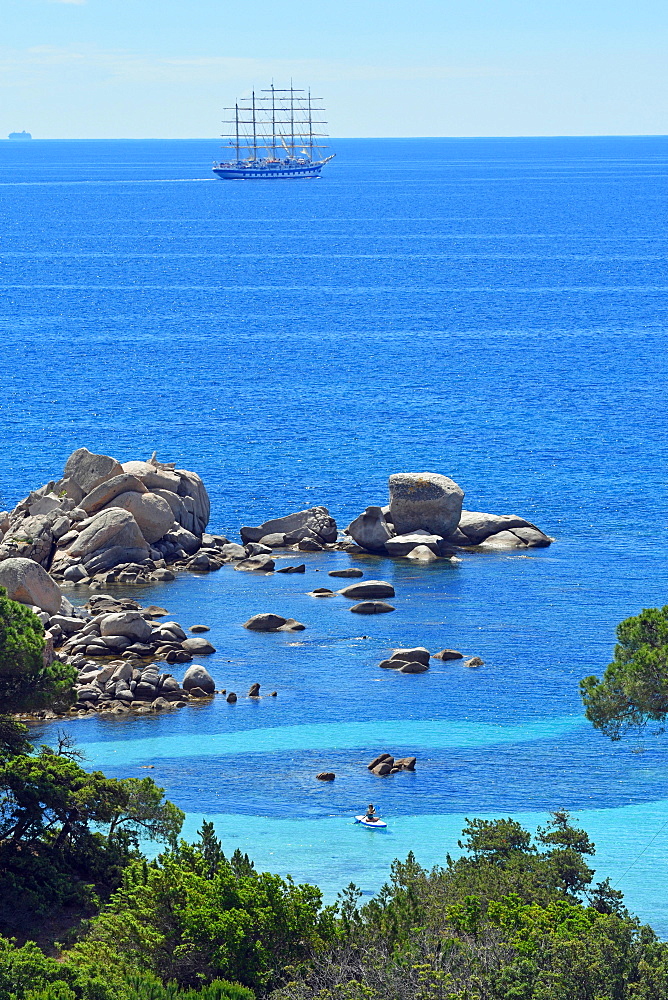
212,84,335,180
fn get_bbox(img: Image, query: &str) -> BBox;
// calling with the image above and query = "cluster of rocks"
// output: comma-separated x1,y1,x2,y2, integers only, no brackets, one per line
379,647,432,673
368,753,417,776
69,658,217,718
240,507,338,552
243,614,307,632
224,683,277,705
243,579,399,632
11,591,219,719
0,447,225,591
48,594,216,665
346,472,554,558
339,579,395,615
308,579,396,615
378,646,484,672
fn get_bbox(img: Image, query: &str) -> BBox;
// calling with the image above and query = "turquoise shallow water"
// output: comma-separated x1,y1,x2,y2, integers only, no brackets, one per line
2,136,668,932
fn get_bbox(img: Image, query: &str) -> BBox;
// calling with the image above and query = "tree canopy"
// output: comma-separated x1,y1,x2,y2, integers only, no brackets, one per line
0,587,76,716
270,813,662,1000
0,736,185,940
581,605,668,739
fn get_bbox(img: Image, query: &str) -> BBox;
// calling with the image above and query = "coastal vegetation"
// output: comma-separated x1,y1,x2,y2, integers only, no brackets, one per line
2,463,668,997
0,586,76,719
2,738,668,1000
581,606,668,740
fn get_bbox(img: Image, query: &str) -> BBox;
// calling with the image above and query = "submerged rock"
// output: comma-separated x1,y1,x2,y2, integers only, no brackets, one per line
349,601,395,615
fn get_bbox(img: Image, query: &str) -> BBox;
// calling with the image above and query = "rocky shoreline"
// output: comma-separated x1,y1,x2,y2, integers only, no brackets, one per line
0,450,553,722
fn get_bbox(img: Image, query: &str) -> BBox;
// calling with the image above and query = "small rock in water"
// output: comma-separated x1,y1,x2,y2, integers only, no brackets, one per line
235,555,275,573
316,772,335,781
182,637,216,655
433,649,463,661
244,613,288,632
464,656,485,668
145,605,168,618
248,682,261,697
226,692,237,703
188,687,209,699
328,568,364,578
390,647,430,665
279,618,307,631
406,544,439,563
276,564,306,574
339,580,395,599
372,762,393,776
298,538,324,551
398,661,429,673
309,587,335,597
189,624,210,633
350,601,395,615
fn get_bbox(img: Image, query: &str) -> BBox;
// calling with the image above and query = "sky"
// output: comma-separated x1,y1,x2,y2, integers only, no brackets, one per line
1,0,667,138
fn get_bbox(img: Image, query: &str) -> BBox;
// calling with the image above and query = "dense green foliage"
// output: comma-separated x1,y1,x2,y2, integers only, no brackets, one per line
0,587,76,715
269,813,665,1000
0,806,665,999
71,823,335,993
0,936,255,1000
581,605,668,739
0,729,184,941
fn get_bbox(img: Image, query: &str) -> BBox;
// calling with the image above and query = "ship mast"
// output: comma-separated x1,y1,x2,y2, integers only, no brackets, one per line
235,103,240,161
308,89,313,160
251,90,257,160
271,83,276,159
290,81,295,157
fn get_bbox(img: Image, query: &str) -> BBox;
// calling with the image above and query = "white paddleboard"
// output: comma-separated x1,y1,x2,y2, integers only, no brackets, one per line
355,815,387,829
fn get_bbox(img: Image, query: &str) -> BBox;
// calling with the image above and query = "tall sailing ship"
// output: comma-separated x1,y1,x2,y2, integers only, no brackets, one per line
212,84,335,180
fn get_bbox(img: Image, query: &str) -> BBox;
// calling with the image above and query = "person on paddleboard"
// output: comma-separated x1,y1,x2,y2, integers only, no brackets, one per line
365,803,378,822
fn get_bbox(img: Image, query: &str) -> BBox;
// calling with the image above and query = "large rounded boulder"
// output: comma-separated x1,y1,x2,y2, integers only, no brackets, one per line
182,664,216,694
101,491,174,544
68,507,148,558
99,611,153,643
389,472,464,537
79,474,147,515
346,506,394,552
0,557,62,614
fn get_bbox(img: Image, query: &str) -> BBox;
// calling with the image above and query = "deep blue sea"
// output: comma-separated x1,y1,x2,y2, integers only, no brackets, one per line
2,136,668,930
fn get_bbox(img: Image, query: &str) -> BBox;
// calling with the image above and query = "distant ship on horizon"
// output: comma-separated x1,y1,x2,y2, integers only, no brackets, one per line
8,131,32,140
212,84,335,180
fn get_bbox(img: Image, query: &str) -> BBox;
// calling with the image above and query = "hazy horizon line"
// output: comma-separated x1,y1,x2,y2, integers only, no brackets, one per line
3,133,668,142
